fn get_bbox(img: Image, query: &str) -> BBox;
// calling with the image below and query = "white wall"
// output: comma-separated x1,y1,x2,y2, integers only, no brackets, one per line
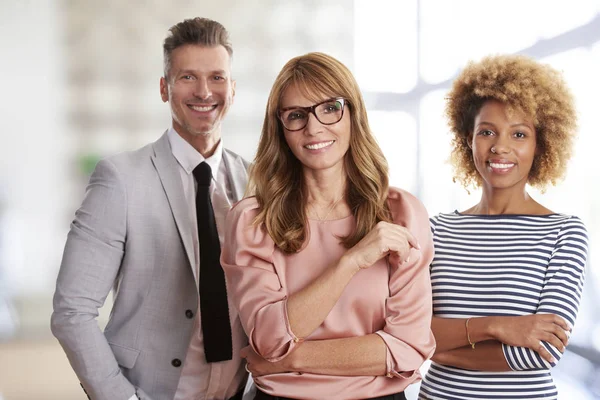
0,0,70,296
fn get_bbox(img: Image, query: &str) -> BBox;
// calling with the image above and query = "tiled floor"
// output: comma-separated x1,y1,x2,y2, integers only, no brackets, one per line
0,293,112,400
0,338,84,400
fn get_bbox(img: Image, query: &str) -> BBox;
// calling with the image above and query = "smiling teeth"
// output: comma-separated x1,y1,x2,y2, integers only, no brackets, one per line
305,140,334,150
489,162,515,169
190,105,215,112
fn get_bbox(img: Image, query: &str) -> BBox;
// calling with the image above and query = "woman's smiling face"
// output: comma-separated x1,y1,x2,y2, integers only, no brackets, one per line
470,99,537,191
280,84,351,175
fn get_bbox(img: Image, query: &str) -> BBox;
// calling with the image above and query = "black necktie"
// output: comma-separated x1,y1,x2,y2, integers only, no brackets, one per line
193,162,233,362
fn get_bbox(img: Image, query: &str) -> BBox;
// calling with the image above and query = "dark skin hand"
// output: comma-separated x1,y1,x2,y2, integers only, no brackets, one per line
432,314,570,365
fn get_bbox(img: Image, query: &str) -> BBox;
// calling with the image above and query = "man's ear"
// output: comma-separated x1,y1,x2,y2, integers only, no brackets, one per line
231,79,236,103
160,77,169,103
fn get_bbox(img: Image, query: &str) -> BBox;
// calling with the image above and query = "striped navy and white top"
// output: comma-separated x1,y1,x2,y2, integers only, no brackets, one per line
419,212,588,400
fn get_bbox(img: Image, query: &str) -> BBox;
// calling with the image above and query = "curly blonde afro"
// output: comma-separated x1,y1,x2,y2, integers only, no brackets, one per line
446,54,577,189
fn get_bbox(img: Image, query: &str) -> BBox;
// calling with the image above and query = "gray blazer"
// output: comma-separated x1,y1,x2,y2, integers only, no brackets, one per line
51,132,250,400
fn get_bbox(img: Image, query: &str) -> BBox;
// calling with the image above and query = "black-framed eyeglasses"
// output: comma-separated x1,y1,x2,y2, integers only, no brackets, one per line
278,98,348,131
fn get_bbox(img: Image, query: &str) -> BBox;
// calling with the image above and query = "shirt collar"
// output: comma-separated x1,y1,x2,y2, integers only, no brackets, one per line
167,127,224,177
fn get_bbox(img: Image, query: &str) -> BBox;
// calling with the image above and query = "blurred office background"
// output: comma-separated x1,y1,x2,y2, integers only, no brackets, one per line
0,0,599,399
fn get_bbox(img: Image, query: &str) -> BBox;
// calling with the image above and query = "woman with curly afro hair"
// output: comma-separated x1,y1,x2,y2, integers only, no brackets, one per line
419,54,589,400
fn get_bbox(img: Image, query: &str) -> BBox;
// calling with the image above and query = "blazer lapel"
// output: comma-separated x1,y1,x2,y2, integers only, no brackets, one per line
151,133,197,283
223,149,249,203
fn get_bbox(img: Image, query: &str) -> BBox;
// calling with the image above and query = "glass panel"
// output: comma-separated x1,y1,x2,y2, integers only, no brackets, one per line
354,0,417,92
418,89,479,214
421,0,539,84
368,110,417,192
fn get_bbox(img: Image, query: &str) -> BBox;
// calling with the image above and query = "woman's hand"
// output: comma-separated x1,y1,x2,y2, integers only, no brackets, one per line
491,314,571,363
342,221,420,271
241,346,292,377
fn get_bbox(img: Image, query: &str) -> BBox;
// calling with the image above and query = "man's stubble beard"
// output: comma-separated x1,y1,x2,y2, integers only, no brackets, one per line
185,120,221,138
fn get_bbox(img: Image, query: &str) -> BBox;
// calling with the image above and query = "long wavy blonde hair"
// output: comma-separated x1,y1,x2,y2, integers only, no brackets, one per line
248,52,391,253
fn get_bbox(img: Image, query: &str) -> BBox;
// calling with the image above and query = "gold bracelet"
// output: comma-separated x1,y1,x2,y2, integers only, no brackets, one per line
465,318,475,349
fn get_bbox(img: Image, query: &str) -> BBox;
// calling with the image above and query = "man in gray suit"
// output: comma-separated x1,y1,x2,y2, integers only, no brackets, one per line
51,17,249,400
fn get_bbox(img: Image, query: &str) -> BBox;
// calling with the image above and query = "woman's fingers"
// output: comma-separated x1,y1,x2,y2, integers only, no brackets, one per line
542,331,566,353
386,227,418,262
551,314,571,331
525,317,571,362
404,230,420,250
386,241,409,261
550,323,569,347
537,313,570,331
533,340,557,364
495,314,572,366
350,222,420,269
536,317,569,348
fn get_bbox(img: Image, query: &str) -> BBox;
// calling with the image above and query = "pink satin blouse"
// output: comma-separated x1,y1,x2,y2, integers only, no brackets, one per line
222,187,435,400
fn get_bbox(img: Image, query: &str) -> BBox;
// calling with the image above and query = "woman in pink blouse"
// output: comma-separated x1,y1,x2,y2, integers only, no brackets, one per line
221,52,435,400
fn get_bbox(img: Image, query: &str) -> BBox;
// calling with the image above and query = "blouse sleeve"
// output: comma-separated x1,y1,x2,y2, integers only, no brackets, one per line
221,198,301,362
502,216,588,371
374,188,436,377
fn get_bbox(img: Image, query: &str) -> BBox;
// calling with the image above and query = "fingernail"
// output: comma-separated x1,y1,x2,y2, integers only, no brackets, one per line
416,241,421,250
551,357,557,363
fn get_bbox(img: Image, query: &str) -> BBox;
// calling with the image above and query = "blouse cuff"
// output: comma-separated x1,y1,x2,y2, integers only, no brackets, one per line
250,297,303,362
375,331,419,379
